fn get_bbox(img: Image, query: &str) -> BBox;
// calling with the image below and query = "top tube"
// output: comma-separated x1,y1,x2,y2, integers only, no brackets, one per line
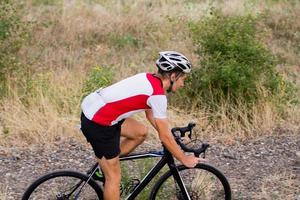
120,150,164,161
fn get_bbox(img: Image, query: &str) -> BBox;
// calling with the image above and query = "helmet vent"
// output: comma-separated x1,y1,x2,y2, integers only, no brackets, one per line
159,57,167,62
178,63,187,70
170,57,181,61
162,63,170,68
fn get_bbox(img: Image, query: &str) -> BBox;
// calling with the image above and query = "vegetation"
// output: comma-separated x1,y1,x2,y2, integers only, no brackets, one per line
0,0,30,95
0,0,299,145
0,1,299,198
175,12,297,111
82,65,113,98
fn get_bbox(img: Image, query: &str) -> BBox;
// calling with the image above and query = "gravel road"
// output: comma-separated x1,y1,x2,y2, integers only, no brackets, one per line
1,130,299,199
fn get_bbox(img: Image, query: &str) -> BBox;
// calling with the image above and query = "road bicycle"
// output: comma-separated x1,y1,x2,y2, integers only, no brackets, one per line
22,123,231,199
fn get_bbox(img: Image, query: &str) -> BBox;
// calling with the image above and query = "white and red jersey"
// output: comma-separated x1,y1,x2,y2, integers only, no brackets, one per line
81,73,167,126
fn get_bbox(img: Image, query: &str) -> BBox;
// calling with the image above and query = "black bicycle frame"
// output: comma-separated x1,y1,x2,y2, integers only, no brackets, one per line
88,147,191,200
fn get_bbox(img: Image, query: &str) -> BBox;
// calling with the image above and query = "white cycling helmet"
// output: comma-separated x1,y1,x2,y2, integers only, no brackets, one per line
156,51,192,73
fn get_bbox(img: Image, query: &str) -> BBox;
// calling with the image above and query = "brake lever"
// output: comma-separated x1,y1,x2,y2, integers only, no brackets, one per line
187,123,196,139
194,143,210,158
188,131,192,139
202,144,210,158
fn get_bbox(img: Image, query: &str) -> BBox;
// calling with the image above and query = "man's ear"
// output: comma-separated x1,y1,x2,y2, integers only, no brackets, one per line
170,72,176,81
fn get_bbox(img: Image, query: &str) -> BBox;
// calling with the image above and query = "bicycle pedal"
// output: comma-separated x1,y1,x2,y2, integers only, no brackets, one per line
131,179,140,191
124,178,140,194
92,168,103,181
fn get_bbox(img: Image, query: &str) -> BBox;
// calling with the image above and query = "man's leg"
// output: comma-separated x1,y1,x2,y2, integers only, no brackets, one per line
98,156,121,200
120,118,148,155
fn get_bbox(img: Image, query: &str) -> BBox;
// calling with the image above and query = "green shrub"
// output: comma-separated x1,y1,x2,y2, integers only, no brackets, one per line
31,0,61,6
0,0,30,95
82,65,113,97
175,12,295,111
109,33,142,49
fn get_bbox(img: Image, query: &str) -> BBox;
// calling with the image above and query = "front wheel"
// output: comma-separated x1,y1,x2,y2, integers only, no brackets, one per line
22,170,103,200
149,163,231,200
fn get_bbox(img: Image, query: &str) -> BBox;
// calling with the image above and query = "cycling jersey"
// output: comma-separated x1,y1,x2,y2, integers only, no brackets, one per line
81,73,167,126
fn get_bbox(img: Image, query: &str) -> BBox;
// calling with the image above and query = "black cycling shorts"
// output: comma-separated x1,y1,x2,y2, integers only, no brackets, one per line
80,113,125,160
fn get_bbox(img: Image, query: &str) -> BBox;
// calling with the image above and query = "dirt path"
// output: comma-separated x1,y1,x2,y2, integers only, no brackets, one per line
0,131,299,200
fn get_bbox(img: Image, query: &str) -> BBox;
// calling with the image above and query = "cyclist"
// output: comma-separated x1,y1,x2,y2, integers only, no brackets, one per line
80,51,202,200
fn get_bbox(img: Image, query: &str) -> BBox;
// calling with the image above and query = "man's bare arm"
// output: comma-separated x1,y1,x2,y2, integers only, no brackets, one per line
154,118,200,168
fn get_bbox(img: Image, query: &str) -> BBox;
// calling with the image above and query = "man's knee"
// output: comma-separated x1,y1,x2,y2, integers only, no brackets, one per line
105,166,121,181
99,158,121,183
105,171,121,184
138,125,148,141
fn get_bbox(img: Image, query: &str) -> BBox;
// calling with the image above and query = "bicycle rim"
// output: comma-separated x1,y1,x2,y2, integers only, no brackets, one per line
150,164,231,200
22,170,102,200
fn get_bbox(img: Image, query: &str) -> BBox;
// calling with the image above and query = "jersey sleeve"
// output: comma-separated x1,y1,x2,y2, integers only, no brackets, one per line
147,95,167,119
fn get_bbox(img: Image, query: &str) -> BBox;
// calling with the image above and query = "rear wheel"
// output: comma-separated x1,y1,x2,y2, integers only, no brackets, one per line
149,163,231,200
22,170,103,200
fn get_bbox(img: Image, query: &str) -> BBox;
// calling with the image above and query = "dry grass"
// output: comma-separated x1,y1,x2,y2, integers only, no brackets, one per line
0,0,299,146
256,171,300,200
0,69,84,146
22,0,205,77
261,2,300,66
187,101,280,141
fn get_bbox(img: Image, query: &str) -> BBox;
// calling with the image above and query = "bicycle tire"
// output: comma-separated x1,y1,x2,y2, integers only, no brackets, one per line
22,170,103,200
149,163,231,200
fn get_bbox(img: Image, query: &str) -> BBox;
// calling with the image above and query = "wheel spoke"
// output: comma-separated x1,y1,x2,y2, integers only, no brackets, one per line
22,171,102,200
150,164,231,200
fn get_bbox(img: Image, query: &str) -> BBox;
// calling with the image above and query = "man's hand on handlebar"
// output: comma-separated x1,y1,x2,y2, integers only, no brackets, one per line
172,123,210,161
181,155,207,168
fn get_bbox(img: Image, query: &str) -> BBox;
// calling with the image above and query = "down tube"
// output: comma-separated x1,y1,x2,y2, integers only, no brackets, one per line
125,157,168,200
168,163,191,200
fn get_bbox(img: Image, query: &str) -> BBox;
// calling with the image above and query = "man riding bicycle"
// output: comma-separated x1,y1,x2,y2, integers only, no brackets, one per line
80,51,202,200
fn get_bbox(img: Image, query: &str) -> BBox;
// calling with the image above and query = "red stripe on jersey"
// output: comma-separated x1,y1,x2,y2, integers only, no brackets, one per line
146,73,165,95
92,95,150,126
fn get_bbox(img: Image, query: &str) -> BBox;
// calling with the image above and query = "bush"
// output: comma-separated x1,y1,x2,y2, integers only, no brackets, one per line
176,12,295,111
0,0,29,95
109,33,142,49
82,65,113,97
31,0,60,6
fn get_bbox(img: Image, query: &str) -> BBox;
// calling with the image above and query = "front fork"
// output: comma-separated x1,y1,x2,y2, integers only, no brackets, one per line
167,154,191,200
